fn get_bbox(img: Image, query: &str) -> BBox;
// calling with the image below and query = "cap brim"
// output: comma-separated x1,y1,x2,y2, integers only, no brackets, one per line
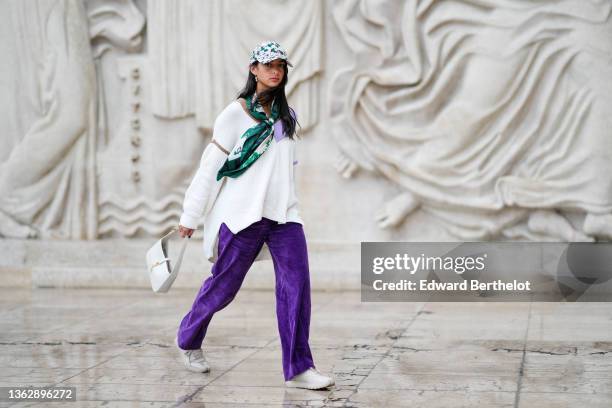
251,58,293,67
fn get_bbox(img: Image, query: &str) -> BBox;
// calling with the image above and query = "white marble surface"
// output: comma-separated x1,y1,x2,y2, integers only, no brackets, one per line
1,288,611,407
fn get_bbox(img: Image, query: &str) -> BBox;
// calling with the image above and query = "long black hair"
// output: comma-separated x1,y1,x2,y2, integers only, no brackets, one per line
237,62,299,139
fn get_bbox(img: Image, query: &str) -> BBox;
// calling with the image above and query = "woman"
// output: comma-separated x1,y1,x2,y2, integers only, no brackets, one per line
174,41,335,390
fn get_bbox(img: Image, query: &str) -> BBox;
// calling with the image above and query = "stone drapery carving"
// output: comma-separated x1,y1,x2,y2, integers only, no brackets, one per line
0,0,147,240
147,0,324,131
0,0,97,240
87,0,145,59
329,0,612,241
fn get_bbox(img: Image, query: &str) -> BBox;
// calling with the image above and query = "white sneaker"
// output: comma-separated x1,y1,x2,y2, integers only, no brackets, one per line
285,367,335,389
174,337,210,373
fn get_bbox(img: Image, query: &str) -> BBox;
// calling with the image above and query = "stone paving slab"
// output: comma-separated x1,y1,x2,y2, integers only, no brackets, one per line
0,288,611,407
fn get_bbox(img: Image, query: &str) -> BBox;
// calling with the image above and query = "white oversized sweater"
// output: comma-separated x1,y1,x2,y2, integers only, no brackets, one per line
179,100,302,263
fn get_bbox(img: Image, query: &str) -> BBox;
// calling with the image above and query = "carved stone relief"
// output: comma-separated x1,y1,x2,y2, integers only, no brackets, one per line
0,0,98,240
329,0,612,241
1,0,610,244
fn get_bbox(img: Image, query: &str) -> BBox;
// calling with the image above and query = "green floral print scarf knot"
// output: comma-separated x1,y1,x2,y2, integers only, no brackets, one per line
216,95,279,180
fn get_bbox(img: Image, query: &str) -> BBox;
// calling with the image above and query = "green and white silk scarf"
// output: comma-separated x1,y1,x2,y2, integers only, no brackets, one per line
216,95,279,180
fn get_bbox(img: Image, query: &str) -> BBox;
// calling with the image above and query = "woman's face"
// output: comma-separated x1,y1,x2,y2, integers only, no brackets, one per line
251,59,286,89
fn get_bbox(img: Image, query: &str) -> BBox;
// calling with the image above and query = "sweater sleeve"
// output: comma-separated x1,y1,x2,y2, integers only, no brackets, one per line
179,102,240,229
179,143,227,229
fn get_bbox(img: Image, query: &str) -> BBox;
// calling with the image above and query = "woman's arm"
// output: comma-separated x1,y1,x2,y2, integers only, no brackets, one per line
178,102,240,236
179,141,229,232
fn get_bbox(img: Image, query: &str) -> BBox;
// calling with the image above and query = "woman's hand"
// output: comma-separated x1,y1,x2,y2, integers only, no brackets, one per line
178,224,195,238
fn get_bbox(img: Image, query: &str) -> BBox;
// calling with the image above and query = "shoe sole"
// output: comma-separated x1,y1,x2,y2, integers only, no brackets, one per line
285,380,334,390
184,362,210,373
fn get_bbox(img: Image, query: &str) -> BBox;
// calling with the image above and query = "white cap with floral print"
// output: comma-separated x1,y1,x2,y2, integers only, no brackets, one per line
249,40,293,67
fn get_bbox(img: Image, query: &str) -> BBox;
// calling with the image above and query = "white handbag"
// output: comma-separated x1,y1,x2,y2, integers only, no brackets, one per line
146,227,189,293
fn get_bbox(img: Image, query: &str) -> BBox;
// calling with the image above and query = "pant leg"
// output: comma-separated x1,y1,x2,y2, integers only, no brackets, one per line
177,220,269,350
266,221,315,380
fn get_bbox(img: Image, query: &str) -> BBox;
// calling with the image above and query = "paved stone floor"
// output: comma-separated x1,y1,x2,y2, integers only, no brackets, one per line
0,288,611,407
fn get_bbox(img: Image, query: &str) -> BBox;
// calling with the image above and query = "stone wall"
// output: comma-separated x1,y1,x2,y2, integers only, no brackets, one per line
1,0,611,288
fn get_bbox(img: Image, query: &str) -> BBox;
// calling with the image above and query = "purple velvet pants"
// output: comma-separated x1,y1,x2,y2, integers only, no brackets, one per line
177,217,315,380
